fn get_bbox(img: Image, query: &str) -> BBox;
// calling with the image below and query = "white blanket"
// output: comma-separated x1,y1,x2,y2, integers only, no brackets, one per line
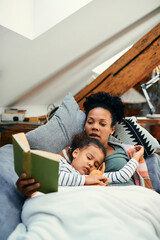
8,186,160,240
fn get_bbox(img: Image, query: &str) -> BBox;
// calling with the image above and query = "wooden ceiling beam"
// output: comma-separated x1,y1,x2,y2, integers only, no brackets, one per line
75,23,160,110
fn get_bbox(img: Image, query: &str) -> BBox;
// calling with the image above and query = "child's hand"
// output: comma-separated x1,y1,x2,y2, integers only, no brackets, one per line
85,175,109,186
132,145,144,162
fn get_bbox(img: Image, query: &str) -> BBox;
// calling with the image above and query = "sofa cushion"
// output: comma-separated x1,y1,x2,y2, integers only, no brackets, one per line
26,92,86,153
0,144,26,240
113,117,160,159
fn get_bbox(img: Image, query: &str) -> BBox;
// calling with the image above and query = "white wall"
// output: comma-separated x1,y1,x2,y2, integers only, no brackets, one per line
0,0,160,108
0,0,93,39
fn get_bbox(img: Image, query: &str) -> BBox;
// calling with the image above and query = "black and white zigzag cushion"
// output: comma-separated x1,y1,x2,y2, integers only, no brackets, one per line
113,117,160,159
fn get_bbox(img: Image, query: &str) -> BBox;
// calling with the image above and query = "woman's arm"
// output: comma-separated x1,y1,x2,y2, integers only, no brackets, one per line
59,147,72,163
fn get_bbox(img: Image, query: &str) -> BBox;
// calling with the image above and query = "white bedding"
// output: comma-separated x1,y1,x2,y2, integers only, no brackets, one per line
8,186,160,240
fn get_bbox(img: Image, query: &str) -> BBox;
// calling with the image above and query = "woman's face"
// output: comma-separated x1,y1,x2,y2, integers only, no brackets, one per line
84,107,115,148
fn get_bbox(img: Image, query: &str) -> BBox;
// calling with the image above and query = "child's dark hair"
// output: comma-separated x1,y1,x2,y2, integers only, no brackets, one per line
70,132,106,160
83,92,125,126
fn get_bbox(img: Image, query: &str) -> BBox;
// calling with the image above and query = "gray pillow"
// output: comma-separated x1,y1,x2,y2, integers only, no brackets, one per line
26,92,86,153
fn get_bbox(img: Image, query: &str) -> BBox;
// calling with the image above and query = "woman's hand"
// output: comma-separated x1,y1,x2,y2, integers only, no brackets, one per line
85,175,109,186
16,173,40,197
132,145,144,162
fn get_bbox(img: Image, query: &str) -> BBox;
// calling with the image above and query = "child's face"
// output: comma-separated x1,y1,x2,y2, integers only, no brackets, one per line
71,144,104,175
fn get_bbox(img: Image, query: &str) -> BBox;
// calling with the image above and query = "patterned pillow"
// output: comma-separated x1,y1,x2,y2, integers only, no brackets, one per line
113,117,160,159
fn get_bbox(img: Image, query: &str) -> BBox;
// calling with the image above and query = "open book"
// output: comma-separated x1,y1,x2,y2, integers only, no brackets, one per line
12,132,60,194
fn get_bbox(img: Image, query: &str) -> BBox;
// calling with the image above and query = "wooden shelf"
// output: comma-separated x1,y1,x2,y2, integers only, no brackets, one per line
0,122,42,147
137,117,160,125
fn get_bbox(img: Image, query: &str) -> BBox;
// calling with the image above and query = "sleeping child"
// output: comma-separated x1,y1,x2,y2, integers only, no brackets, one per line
59,132,144,186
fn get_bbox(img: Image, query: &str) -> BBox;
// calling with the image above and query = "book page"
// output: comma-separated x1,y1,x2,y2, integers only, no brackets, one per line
31,150,60,162
13,132,30,152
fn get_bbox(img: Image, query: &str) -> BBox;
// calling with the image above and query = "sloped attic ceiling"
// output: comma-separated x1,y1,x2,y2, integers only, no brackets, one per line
0,0,160,109
0,0,93,39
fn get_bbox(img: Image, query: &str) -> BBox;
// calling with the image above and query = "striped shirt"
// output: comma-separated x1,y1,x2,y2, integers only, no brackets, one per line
58,156,138,186
104,158,138,183
59,157,85,186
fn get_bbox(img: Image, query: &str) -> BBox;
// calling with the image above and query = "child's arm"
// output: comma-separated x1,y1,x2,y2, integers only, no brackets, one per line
104,145,144,184
85,175,108,186
59,170,86,186
59,157,108,186
59,157,85,186
104,158,138,183
59,171,108,186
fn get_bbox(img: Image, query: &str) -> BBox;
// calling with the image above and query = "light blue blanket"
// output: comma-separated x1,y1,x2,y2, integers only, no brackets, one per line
0,145,26,240
8,186,160,240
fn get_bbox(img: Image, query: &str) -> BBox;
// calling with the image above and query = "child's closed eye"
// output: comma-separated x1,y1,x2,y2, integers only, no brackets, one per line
87,153,93,160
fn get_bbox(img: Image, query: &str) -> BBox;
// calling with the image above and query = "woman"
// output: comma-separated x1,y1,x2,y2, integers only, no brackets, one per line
16,92,149,197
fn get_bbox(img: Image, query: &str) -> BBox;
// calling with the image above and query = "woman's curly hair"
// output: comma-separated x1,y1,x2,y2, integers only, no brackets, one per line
83,92,125,126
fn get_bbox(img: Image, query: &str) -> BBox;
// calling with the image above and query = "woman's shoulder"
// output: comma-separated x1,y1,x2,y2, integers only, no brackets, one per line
109,140,134,151
60,147,72,163
108,135,135,149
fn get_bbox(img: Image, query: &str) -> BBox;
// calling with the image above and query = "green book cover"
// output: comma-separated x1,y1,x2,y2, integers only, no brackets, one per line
12,132,60,194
